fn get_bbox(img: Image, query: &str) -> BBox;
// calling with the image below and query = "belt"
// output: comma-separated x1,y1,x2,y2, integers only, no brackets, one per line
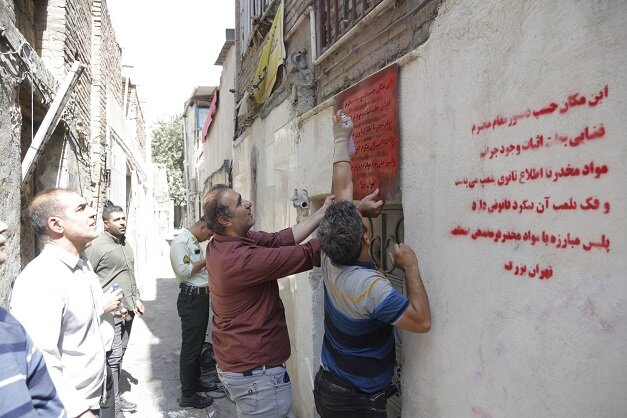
242,364,285,376
316,367,395,406
179,283,209,295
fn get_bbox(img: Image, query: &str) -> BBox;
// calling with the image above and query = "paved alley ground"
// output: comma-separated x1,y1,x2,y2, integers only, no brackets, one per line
116,246,236,418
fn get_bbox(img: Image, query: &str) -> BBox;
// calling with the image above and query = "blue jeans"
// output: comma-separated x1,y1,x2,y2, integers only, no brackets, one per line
217,365,291,418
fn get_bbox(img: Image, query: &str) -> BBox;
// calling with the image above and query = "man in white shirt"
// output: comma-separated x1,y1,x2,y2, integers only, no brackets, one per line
11,188,123,418
170,219,214,409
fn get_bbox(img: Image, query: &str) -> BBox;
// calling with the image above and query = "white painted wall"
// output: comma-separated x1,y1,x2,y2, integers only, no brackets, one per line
233,1,627,416
202,44,237,188
106,93,158,299
395,0,626,416
232,99,332,418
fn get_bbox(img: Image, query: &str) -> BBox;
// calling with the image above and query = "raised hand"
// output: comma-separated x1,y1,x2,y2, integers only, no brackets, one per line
356,188,384,218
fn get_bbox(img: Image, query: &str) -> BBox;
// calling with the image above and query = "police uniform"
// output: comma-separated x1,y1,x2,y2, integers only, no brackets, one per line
170,228,210,398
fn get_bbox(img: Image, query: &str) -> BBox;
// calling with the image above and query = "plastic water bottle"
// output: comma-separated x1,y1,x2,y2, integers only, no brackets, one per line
111,282,123,315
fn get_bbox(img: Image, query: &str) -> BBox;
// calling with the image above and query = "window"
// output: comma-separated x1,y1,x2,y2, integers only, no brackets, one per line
196,107,209,132
239,0,278,54
316,0,384,54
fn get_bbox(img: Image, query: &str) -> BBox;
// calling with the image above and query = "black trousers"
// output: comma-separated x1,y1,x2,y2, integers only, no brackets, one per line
99,363,115,418
313,367,387,418
177,291,209,397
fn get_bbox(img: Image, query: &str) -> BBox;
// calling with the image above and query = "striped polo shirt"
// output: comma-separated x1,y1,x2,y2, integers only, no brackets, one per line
320,254,409,393
0,307,66,417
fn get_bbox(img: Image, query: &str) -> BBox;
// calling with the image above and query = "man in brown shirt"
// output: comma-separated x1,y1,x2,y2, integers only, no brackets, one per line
202,184,334,417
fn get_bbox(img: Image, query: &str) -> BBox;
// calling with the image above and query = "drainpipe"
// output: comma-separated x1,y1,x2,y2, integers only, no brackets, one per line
284,4,318,62
123,76,130,117
313,0,395,66
309,6,317,61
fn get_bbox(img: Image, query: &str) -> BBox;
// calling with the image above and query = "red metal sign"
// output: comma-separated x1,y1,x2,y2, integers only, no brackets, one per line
335,63,400,200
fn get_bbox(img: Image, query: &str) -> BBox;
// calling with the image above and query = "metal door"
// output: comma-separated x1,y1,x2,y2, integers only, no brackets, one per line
366,203,404,418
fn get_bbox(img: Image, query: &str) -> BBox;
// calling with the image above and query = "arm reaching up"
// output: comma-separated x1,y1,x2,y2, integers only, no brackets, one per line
356,188,384,218
331,110,354,202
389,243,431,333
292,195,336,243
332,110,384,216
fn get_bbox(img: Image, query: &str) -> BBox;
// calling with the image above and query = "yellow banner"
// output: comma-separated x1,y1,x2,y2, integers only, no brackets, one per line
251,0,285,104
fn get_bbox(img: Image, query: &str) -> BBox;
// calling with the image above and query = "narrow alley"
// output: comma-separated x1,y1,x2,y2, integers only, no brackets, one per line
119,244,236,417
1,0,626,417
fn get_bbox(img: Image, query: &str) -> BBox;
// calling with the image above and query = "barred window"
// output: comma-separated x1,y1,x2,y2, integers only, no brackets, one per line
316,0,384,54
239,0,278,54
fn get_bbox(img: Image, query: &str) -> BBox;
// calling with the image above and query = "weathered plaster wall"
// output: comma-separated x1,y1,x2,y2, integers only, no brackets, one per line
233,98,331,418
0,47,22,308
394,0,627,416
126,84,145,153
236,1,627,417
202,44,236,191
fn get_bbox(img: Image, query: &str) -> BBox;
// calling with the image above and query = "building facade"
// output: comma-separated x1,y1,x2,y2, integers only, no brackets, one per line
0,0,161,306
182,85,217,225
228,0,627,417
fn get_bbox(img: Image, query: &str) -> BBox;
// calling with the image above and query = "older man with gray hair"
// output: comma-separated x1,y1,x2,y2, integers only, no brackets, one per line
313,112,431,417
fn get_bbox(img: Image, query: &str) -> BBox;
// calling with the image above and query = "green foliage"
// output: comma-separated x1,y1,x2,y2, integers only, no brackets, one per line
151,115,187,206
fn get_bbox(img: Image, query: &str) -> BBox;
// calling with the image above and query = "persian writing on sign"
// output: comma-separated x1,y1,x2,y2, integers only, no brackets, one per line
335,64,400,200
452,85,611,280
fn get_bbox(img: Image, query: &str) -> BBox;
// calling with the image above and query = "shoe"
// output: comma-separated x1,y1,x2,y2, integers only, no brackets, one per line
197,378,218,392
114,410,127,418
115,396,137,412
179,393,214,409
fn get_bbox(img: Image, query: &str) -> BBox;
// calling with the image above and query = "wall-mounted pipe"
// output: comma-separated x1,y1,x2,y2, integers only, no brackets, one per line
284,3,318,63
309,5,317,61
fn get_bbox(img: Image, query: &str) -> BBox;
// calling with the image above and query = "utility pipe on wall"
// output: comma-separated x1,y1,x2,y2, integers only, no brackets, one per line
284,3,318,62
309,5,317,61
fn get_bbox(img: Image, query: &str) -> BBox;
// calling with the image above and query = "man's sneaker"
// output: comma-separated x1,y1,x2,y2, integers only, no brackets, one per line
179,393,214,409
114,410,127,418
116,396,137,412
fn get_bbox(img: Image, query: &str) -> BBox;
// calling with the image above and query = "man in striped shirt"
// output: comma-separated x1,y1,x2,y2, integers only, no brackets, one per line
313,112,431,417
0,218,66,417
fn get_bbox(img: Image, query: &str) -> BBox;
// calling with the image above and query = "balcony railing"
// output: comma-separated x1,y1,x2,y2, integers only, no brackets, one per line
317,0,384,53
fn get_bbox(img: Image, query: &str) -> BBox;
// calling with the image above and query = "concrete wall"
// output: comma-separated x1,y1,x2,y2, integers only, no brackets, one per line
232,98,325,418
202,44,236,192
182,100,202,223
396,1,627,416
106,86,154,291
233,0,627,416
0,13,22,305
